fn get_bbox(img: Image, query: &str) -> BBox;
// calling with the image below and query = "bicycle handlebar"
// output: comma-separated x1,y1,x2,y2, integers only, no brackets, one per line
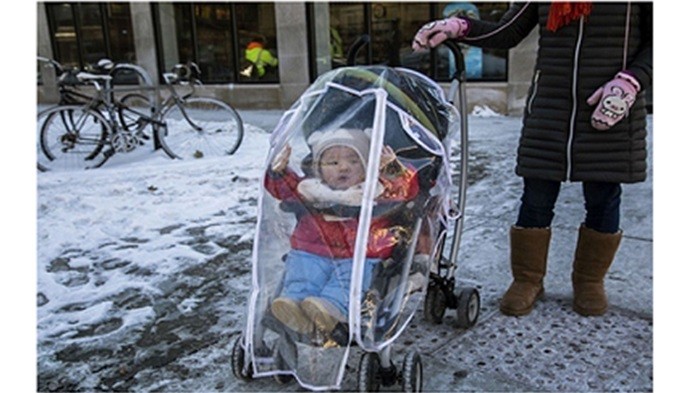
46,56,156,88
443,41,467,82
188,62,202,78
38,56,64,75
347,35,370,66
163,62,202,86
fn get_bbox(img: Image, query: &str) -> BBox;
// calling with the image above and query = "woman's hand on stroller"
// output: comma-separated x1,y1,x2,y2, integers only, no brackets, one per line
271,144,292,173
412,17,470,52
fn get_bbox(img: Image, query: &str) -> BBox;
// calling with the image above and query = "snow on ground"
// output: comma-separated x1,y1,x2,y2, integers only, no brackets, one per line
36,122,273,391
31,111,657,392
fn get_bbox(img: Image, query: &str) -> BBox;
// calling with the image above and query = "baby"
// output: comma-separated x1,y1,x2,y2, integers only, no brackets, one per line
263,128,419,342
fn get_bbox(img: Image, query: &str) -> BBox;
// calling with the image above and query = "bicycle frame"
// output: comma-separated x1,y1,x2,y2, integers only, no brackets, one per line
40,66,167,165
158,73,204,132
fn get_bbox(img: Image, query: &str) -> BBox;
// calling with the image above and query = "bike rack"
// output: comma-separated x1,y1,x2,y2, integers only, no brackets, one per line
109,63,161,117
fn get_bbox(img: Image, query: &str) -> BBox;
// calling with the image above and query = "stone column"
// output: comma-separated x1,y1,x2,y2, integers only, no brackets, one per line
274,2,310,107
37,3,53,60
129,2,159,86
37,3,59,103
155,3,179,71
311,3,332,76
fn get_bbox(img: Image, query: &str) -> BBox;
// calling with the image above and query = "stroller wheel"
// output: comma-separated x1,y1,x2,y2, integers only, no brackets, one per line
455,287,480,329
401,351,423,392
424,283,447,324
231,334,253,381
358,352,381,392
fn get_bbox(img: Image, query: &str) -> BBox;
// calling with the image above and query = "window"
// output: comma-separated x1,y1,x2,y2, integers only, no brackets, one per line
106,4,136,63
195,4,234,82
154,2,279,84
77,3,108,65
309,2,508,82
330,3,368,67
45,2,136,71
47,3,80,69
235,3,279,82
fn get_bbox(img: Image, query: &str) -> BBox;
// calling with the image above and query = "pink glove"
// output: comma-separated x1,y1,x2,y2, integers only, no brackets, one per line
412,17,470,52
586,71,641,131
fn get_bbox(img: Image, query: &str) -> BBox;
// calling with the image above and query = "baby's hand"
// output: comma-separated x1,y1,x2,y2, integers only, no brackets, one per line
380,145,407,175
380,146,397,170
271,144,291,173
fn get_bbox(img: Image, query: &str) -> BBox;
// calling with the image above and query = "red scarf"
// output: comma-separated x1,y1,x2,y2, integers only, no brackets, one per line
547,2,592,32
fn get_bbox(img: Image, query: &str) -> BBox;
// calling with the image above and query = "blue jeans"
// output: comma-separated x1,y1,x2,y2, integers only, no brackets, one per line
515,178,622,234
280,250,380,318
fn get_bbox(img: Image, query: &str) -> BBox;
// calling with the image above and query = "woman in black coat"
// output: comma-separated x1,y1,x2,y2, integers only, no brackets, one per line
413,2,652,317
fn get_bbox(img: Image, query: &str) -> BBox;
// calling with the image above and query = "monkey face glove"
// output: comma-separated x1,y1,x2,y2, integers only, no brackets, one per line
586,71,641,131
412,17,470,52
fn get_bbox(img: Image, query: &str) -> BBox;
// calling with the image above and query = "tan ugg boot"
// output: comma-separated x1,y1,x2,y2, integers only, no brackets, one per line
500,226,551,316
271,297,314,334
572,225,622,316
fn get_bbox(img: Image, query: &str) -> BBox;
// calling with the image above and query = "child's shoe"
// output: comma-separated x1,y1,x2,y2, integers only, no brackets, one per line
300,297,347,334
271,297,313,334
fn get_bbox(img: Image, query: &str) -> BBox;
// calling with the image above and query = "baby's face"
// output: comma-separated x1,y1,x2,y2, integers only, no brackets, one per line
318,146,365,190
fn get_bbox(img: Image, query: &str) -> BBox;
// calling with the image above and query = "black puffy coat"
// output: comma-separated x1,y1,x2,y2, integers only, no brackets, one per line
463,2,652,183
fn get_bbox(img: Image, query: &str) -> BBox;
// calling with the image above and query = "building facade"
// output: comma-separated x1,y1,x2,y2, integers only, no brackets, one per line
37,2,540,115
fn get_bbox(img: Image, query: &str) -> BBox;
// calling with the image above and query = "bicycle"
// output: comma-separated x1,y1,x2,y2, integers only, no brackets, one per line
117,62,244,161
37,58,172,171
37,58,244,171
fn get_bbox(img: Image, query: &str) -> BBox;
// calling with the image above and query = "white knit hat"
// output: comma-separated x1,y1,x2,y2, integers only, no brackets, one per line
308,128,371,173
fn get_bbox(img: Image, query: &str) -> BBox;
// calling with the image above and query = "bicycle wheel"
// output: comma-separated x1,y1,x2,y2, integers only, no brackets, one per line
37,107,56,172
117,93,164,152
118,93,153,132
39,105,110,171
159,97,244,160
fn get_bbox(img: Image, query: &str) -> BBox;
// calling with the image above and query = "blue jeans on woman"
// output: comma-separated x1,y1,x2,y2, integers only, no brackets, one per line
515,178,621,234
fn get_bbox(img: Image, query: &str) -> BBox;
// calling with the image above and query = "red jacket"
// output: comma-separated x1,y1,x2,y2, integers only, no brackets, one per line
264,166,420,259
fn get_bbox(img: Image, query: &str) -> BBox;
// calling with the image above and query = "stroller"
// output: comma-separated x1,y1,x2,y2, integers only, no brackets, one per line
231,39,480,392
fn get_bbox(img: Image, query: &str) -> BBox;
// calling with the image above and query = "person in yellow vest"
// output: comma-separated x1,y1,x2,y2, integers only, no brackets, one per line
330,27,343,60
245,40,279,79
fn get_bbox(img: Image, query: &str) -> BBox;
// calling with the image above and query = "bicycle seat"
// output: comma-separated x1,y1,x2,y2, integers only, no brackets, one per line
57,69,83,86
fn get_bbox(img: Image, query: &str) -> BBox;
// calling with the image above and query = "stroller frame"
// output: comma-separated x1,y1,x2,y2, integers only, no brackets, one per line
231,37,480,392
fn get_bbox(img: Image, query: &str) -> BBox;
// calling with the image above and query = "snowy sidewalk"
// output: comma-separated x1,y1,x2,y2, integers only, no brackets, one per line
36,110,652,392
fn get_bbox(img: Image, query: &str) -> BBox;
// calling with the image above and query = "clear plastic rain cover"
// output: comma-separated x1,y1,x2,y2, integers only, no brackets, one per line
244,66,460,390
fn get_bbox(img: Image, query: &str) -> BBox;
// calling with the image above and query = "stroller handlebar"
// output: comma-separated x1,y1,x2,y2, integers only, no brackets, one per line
347,34,370,66
443,41,467,82
345,35,466,81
